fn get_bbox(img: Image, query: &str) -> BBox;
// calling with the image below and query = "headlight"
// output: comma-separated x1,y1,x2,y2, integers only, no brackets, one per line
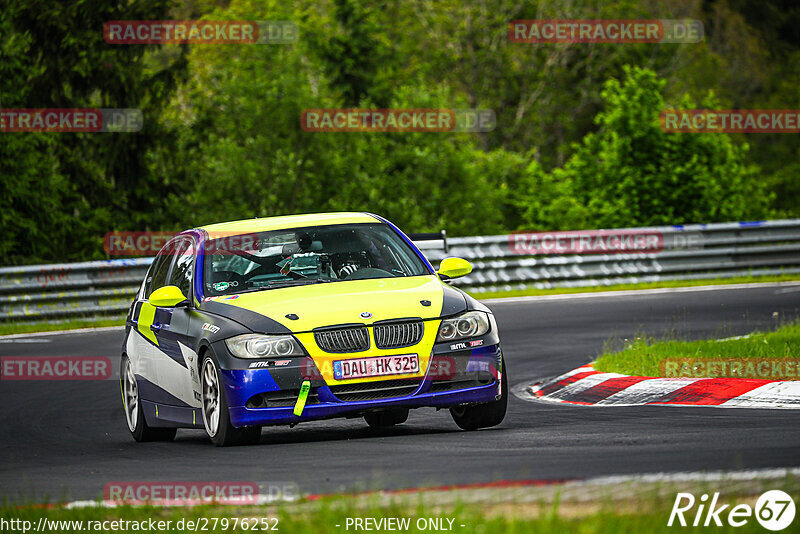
225,334,304,359
436,311,490,342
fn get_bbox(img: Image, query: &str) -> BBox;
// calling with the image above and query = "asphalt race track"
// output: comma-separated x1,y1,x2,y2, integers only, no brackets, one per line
1,284,799,503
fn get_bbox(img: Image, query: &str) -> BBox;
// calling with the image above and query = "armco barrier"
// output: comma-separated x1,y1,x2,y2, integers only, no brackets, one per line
1,220,799,324
426,219,800,292
0,259,152,322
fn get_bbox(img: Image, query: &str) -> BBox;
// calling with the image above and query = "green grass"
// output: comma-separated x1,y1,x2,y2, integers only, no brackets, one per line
0,316,125,336
594,322,800,378
469,273,800,300
2,491,796,534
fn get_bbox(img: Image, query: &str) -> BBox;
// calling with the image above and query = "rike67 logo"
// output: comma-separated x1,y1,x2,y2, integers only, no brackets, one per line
669,490,796,531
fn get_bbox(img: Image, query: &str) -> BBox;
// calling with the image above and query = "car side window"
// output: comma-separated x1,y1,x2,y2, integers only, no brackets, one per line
169,239,194,298
145,242,175,299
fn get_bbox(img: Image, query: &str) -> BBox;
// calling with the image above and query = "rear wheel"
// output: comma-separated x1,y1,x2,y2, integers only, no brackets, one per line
364,408,409,428
121,356,176,442
450,357,508,431
201,355,261,446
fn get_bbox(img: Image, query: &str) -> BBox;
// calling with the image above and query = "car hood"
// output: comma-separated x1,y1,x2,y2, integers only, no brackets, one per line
203,275,459,332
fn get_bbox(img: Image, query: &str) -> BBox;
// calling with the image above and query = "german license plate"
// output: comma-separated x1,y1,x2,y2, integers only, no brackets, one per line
333,354,419,380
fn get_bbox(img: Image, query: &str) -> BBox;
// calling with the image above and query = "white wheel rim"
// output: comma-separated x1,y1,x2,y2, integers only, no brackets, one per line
202,359,220,437
123,359,138,432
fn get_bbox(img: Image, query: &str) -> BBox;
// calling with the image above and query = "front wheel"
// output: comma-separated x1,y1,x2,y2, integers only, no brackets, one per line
201,354,261,447
449,357,508,431
121,356,176,442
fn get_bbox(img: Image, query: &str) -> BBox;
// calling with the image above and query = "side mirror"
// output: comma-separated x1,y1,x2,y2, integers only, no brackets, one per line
436,257,472,280
149,285,189,308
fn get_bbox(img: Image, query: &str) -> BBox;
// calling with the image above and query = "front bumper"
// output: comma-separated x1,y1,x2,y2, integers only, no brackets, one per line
220,343,503,428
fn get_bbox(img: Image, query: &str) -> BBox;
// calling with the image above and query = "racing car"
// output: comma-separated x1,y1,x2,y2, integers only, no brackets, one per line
120,212,507,446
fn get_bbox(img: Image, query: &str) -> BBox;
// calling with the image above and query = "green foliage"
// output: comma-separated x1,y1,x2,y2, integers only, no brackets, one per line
0,0,188,264
0,0,796,264
156,1,510,236
0,14,72,261
310,0,395,107
519,66,767,230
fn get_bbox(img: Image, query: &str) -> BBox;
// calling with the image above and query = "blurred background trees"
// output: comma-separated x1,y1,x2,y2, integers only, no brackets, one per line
1,0,798,263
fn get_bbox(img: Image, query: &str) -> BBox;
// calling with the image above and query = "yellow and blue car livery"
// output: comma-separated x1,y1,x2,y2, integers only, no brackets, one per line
121,212,507,446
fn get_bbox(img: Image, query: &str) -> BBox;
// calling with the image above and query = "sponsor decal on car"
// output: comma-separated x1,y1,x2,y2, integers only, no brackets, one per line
201,323,220,334
449,339,484,351
248,360,291,369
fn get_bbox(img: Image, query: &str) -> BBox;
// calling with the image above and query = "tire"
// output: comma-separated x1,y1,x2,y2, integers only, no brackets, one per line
364,408,409,428
449,356,508,431
201,353,261,447
121,356,177,442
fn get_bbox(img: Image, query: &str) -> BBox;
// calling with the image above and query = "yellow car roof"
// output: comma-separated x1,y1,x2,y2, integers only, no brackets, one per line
199,212,380,235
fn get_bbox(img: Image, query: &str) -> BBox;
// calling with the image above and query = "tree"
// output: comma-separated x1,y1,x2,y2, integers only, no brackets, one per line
521,66,768,229
0,0,190,264
310,0,395,107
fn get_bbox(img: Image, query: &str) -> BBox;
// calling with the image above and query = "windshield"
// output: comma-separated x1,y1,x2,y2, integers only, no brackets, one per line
202,223,430,296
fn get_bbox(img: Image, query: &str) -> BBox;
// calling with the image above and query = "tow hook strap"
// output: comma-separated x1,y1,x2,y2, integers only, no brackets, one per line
293,380,311,416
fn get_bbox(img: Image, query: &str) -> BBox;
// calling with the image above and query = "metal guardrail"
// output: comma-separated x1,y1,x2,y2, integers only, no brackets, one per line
427,219,800,292
2,219,799,323
0,258,152,323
